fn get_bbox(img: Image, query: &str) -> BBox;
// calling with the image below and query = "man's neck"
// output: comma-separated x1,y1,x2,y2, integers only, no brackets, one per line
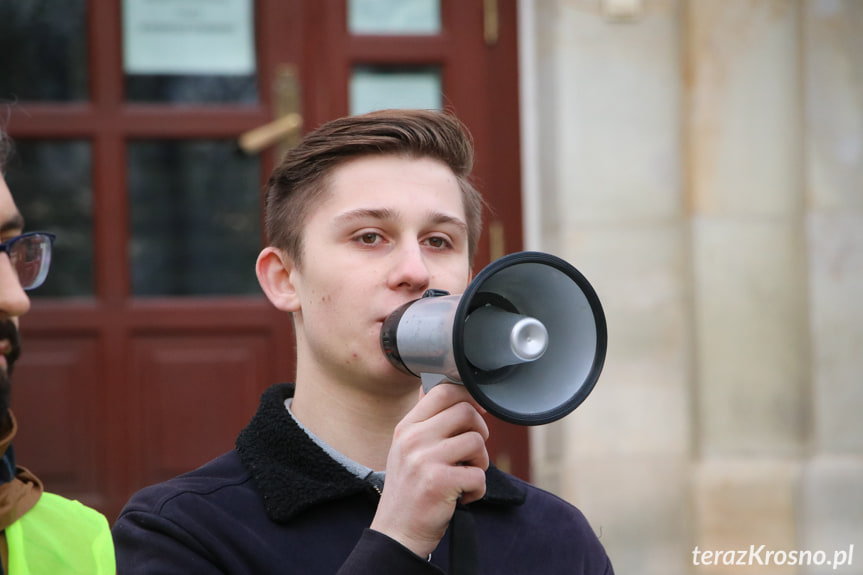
290,371,418,471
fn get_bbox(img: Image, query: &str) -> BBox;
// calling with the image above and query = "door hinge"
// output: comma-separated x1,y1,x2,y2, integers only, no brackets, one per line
489,219,505,261
484,0,499,46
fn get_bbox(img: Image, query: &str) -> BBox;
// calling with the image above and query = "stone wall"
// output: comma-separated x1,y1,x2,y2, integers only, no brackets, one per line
524,1,863,573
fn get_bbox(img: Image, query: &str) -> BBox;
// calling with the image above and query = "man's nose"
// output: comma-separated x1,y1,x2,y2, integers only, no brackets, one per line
387,242,431,293
0,255,31,320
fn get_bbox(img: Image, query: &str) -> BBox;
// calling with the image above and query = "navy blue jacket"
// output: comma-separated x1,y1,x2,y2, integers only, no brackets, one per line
113,383,614,574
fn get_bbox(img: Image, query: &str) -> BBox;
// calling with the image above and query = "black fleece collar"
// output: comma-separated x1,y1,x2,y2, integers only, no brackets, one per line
236,383,526,524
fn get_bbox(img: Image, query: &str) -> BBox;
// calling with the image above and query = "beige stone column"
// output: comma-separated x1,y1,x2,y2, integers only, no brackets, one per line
800,0,863,564
527,1,863,573
686,0,806,570
531,1,692,573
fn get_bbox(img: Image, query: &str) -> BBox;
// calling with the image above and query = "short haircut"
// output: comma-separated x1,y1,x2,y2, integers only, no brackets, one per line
264,109,485,267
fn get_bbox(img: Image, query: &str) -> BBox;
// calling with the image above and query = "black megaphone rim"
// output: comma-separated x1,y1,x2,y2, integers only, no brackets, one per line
451,251,608,425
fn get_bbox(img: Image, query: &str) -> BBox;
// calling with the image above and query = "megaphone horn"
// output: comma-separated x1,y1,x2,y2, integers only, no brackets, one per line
380,251,607,426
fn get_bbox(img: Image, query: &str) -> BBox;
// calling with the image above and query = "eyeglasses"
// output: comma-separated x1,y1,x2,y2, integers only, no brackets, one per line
0,232,56,291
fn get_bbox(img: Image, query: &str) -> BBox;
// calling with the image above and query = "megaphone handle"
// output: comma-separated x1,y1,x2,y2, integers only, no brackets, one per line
421,372,456,394
449,505,479,575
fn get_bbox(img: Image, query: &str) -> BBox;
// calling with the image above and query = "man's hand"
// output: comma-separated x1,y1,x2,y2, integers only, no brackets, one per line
369,383,490,559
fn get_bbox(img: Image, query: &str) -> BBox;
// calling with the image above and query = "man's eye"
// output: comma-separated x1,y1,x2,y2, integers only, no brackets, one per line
359,233,379,244
427,237,450,249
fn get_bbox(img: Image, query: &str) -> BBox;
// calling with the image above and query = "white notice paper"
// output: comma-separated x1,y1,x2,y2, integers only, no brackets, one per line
123,0,255,75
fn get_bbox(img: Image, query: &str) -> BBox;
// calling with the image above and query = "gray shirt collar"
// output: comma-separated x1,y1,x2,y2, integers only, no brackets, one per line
284,398,386,490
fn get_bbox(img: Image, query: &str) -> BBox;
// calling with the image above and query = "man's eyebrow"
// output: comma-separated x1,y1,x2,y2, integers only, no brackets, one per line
333,208,467,232
0,213,24,234
427,211,468,233
333,207,397,225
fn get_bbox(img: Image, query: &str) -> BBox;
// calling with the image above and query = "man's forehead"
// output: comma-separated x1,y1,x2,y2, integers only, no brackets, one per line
329,154,458,186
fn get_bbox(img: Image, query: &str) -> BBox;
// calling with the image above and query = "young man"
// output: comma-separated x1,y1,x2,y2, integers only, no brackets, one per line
113,109,613,574
0,127,116,573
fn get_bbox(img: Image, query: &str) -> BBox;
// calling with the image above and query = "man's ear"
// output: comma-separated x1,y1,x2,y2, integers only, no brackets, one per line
256,247,301,312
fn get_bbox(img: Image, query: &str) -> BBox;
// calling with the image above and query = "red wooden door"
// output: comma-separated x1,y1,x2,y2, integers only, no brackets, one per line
2,0,525,522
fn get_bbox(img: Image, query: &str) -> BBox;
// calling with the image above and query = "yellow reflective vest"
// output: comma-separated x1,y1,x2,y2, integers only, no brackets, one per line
5,492,115,574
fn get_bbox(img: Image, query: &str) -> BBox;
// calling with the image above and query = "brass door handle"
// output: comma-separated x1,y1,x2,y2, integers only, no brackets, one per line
238,112,302,154
239,64,303,155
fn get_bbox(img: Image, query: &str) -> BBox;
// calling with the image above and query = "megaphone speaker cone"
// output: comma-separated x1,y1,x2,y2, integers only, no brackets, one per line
462,305,549,370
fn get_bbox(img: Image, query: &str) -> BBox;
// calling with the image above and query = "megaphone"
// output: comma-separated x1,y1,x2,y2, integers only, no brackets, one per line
381,251,607,425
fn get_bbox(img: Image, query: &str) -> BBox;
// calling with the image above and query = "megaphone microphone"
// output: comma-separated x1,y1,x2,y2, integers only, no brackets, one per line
381,251,607,425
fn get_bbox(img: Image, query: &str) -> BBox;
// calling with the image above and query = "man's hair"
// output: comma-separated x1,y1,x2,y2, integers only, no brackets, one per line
264,109,485,267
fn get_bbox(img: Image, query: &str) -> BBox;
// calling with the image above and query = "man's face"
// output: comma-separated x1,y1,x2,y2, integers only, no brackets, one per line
0,175,31,411
286,155,472,395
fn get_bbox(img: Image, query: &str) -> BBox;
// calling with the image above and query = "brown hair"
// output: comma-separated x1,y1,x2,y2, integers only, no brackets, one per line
264,109,485,267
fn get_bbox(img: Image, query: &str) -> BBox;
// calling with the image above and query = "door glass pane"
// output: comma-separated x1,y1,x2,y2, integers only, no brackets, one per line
350,66,442,116
122,0,258,104
349,0,440,35
125,75,258,104
128,140,261,297
4,141,94,298
0,0,88,101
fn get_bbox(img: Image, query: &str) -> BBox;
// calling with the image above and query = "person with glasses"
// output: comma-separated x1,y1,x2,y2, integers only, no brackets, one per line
0,126,116,574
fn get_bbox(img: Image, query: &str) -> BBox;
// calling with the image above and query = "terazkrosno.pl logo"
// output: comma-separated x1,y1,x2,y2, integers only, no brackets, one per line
692,544,854,569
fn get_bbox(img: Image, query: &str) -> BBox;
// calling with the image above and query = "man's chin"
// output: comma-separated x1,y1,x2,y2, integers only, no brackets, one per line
357,362,422,398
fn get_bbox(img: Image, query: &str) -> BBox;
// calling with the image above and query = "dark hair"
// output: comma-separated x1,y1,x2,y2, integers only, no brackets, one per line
264,109,485,266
